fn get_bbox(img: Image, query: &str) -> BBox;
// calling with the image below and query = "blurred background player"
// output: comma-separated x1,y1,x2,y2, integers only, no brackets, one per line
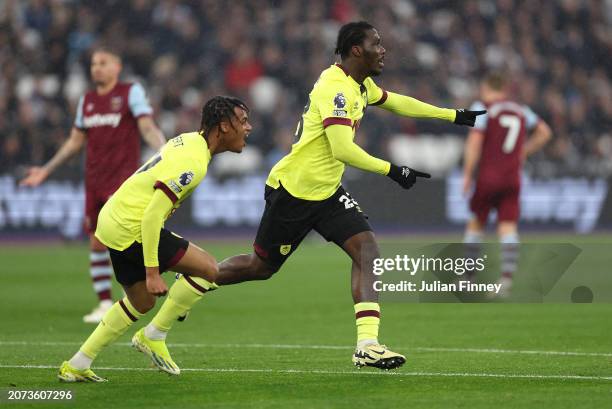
462,73,552,297
20,47,166,323
58,96,252,382
215,21,485,370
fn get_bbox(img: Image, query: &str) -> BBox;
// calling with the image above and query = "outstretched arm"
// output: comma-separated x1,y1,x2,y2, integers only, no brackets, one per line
20,127,86,186
326,124,430,189
326,124,390,175
375,91,455,121
375,91,486,126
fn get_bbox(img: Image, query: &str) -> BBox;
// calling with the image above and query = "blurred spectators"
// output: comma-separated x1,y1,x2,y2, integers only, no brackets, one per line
0,0,610,177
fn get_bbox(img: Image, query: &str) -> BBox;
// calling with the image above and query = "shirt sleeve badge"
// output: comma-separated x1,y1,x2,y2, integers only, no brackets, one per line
179,171,195,186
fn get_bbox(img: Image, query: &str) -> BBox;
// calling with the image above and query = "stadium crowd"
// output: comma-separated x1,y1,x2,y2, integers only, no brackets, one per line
1,0,610,177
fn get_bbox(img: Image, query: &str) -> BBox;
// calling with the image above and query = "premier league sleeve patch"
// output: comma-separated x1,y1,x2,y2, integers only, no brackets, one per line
334,93,346,108
333,92,348,117
179,171,195,186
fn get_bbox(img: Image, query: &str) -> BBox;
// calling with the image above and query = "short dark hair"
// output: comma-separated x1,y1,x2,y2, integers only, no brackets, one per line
199,96,249,139
334,21,375,59
91,45,122,62
483,72,509,91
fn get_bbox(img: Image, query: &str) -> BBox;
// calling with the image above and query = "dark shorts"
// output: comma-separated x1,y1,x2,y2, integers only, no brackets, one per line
108,228,189,286
253,184,372,270
85,187,115,233
470,183,520,225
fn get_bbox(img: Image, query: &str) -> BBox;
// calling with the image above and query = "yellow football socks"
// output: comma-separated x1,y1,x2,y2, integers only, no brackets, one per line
151,275,215,332
354,302,380,345
80,298,142,359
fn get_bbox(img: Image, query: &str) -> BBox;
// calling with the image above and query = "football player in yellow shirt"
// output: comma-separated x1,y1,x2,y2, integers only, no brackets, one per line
216,22,485,370
57,96,252,382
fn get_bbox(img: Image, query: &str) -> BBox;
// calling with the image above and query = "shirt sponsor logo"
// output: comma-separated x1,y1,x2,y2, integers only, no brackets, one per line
179,171,195,186
83,113,122,128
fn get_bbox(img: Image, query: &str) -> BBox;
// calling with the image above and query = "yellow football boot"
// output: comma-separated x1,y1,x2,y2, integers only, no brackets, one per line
58,361,107,382
131,328,180,375
352,344,406,370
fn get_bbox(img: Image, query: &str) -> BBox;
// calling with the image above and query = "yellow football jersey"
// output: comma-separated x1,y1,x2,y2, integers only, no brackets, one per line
266,64,386,200
95,132,211,250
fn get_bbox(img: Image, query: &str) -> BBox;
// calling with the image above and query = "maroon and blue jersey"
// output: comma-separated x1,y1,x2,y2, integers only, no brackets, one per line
74,82,152,193
471,99,539,188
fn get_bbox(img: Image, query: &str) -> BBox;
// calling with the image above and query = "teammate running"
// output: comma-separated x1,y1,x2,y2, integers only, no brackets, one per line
21,47,166,323
58,96,251,382
215,21,486,370
463,73,552,297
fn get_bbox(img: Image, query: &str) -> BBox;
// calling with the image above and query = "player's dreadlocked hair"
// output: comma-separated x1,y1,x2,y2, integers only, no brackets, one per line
198,96,249,140
334,21,375,59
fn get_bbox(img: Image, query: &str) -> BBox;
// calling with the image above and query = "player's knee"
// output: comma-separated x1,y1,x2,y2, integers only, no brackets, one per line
346,232,380,268
498,222,518,239
255,266,277,280
133,297,156,314
351,234,380,269
206,258,219,282
193,256,218,282
89,235,107,252
250,254,278,280
467,218,484,234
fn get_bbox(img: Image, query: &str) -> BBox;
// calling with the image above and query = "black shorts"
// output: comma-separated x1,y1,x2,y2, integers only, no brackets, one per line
108,228,189,286
254,184,372,270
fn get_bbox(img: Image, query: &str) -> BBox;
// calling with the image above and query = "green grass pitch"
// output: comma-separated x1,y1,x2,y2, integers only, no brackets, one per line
1,234,611,408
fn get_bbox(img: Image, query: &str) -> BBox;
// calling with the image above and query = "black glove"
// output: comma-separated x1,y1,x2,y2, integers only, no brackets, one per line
454,109,487,126
387,164,431,190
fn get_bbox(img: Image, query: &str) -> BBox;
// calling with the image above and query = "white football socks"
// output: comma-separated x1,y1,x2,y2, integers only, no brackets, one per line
144,322,168,341
69,350,93,370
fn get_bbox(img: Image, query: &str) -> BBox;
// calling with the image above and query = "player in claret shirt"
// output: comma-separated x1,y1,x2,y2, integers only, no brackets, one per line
58,96,251,382
462,73,552,297
21,47,166,323
215,21,486,370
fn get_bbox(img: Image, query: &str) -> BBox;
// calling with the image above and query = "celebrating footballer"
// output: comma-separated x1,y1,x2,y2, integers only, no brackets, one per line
58,97,252,382
215,21,486,370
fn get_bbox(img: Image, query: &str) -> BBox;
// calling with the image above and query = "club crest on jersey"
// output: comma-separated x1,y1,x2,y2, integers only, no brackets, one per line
110,96,123,111
86,103,94,112
279,244,291,255
179,171,194,186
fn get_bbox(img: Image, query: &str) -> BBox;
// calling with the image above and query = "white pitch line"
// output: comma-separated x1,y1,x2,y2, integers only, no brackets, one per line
412,346,612,358
1,340,611,358
0,364,610,382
